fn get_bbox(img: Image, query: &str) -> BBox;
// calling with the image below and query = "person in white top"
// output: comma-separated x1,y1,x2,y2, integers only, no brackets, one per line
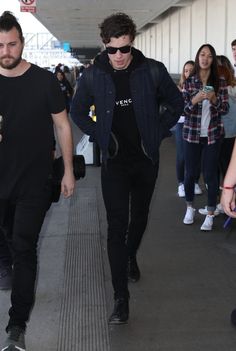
199,55,236,217
174,60,202,198
182,44,229,231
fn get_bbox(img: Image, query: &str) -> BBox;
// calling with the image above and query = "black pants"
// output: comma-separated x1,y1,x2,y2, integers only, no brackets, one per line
101,158,159,299
184,138,220,210
0,227,12,268
219,137,235,180
0,183,52,331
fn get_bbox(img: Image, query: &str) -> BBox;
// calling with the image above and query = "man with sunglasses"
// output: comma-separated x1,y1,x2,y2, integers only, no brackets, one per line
71,12,183,325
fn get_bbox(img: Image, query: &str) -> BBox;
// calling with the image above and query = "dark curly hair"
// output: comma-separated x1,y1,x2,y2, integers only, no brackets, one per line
99,12,136,44
0,11,24,43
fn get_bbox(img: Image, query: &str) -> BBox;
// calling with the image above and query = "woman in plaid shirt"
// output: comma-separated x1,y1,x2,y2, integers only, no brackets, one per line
182,44,229,231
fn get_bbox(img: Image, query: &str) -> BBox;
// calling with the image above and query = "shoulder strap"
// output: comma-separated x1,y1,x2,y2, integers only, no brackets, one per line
147,58,167,114
147,59,175,118
147,58,161,91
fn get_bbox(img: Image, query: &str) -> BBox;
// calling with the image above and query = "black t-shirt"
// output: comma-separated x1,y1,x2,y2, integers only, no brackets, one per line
0,64,65,199
109,65,146,162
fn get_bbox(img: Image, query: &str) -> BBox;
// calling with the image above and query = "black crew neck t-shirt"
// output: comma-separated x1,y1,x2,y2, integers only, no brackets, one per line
0,64,65,198
109,66,146,162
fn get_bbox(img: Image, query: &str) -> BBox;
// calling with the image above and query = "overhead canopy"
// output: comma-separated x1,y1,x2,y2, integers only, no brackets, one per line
34,0,192,55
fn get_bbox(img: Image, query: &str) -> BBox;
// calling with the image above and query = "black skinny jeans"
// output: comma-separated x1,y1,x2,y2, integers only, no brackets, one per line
0,183,52,331
184,138,220,211
101,157,159,299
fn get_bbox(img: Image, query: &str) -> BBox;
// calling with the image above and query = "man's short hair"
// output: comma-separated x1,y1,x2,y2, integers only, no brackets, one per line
231,39,236,47
99,12,136,44
0,11,24,43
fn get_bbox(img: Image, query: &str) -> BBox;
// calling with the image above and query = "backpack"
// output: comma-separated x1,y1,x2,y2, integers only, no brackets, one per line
147,58,175,117
147,59,174,139
147,58,160,90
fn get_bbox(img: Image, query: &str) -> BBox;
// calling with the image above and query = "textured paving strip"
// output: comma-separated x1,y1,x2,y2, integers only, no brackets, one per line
57,187,110,351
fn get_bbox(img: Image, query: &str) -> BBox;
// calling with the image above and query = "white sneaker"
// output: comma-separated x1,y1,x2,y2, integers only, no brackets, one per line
198,206,220,216
194,183,202,195
178,184,185,197
216,203,224,214
200,215,214,231
183,207,195,224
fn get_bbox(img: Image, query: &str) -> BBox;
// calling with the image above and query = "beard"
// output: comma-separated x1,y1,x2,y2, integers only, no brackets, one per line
0,53,22,70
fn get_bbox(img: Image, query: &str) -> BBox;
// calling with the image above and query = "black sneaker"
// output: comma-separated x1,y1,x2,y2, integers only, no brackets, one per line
0,266,12,290
127,256,140,282
108,298,129,325
1,326,26,351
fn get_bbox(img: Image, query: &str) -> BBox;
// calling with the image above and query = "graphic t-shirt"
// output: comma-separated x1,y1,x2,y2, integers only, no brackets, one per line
110,66,146,161
0,64,65,198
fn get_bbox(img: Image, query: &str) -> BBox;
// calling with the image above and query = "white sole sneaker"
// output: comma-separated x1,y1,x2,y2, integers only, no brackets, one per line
198,206,220,216
194,183,203,195
216,203,224,214
200,215,214,231
183,207,196,224
178,184,185,197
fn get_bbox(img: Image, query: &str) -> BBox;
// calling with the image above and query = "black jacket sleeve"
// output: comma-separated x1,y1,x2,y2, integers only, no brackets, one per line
70,67,96,141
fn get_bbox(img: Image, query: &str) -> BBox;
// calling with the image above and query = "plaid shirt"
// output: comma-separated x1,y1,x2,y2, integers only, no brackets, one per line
182,75,229,144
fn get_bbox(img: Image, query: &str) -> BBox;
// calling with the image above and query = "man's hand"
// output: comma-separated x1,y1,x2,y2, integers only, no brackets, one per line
61,170,75,198
52,108,75,198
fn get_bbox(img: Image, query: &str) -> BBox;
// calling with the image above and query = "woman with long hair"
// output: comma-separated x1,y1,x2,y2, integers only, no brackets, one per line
182,44,229,231
175,60,202,197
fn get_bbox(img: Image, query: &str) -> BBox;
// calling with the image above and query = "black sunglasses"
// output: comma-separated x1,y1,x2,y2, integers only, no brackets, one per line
106,45,131,54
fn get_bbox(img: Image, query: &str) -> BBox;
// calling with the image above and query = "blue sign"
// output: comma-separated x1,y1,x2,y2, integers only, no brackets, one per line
63,42,70,52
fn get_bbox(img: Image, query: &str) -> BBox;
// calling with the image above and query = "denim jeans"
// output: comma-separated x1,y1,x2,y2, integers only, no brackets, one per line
0,183,52,331
184,138,220,211
101,157,158,298
173,123,185,183
173,123,201,184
